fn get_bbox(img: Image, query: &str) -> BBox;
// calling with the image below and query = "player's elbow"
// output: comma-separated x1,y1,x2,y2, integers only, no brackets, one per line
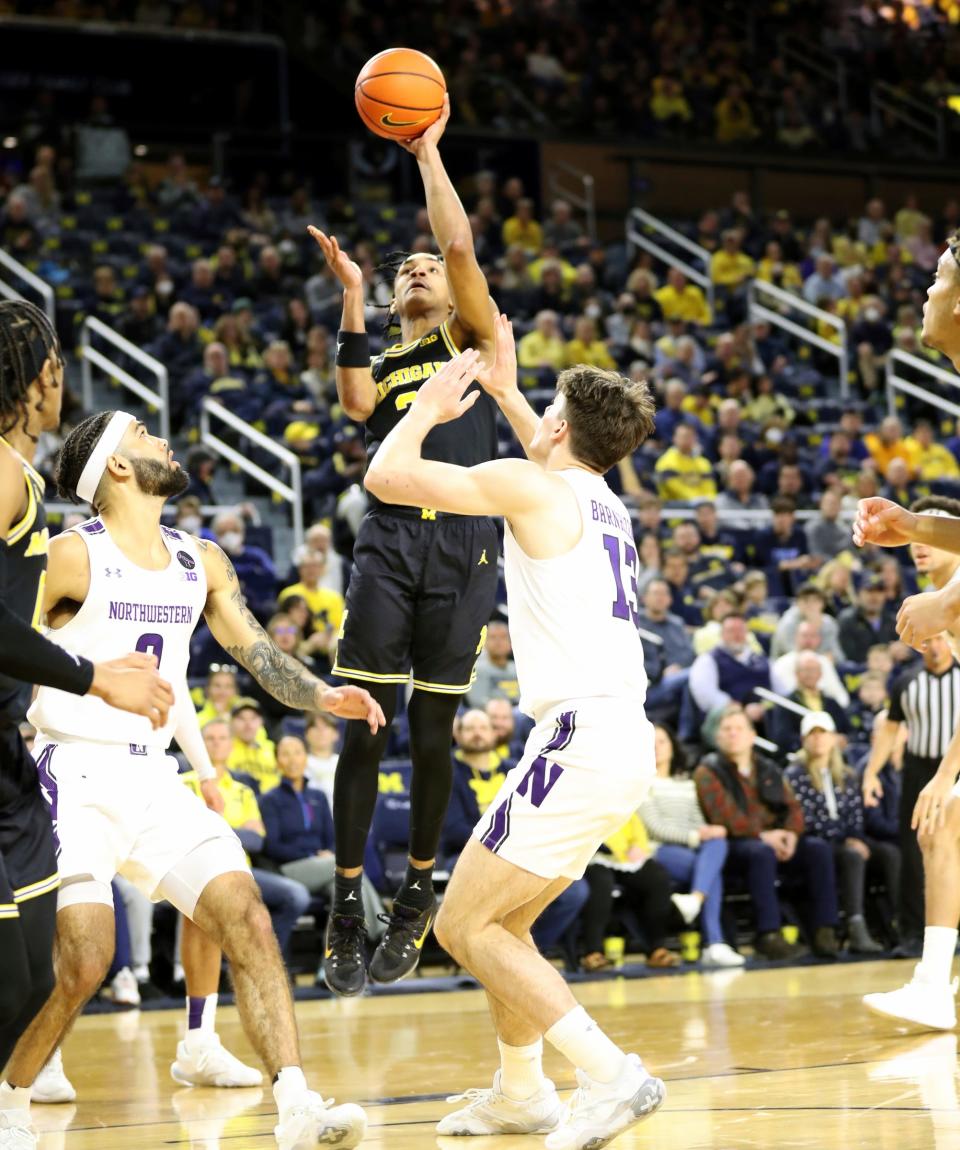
363,466,394,502
441,234,473,263
339,395,376,423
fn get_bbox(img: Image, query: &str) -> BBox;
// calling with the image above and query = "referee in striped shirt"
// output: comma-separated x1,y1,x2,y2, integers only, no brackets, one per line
863,632,960,953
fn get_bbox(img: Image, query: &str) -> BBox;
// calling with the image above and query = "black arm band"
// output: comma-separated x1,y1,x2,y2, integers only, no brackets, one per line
336,330,371,369
0,541,95,696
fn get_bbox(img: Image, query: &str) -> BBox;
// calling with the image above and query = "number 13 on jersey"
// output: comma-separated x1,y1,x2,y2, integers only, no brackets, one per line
603,534,640,625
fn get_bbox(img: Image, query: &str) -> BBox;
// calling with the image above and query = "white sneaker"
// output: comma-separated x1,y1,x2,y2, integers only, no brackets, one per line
701,942,746,969
436,1071,562,1134
31,1050,76,1104
0,1110,35,1149
171,1034,264,1088
274,1093,366,1150
863,967,958,1031
101,968,141,1008
670,893,702,926
545,1054,665,1150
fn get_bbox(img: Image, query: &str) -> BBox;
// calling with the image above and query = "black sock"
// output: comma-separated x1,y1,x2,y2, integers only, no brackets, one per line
396,862,434,911
333,873,364,918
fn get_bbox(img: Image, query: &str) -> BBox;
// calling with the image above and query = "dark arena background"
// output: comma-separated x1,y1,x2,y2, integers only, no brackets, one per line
2,2,960,1148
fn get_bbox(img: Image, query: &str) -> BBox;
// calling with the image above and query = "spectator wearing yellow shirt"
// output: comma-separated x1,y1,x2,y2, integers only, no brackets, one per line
194,663,240,728
182,718,310,960
564,317,617,370
650,76,693,128
710,230,755,289
865,416,914,477
714,85,759,144
501,198,543,256
756,241,802,291
906,420,960,481
655,424,718,502
279,547,344,635
228,697,279,793
655,267,712,326
517,309,566,374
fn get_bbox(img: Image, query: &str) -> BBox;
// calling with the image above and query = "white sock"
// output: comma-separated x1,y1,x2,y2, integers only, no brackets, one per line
185,993,218,1041
273,1066,309,1118
497,1037,546,1101
921,926,959,986
544,1006,626,1084
132,964,150,983
0,1081,31,1111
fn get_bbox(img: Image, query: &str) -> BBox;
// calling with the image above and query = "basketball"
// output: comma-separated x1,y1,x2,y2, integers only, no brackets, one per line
355,47,446,141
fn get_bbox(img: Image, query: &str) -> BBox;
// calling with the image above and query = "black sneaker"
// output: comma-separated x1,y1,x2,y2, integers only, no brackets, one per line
369,899,437,984
754,930,807,961
322,913,368,997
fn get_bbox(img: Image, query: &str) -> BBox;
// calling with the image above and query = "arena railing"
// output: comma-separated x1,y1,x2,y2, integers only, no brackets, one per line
548,161,597,244
778,32,848,111
871,81,947,159
626,208,716,315
0,247,56,326
200,397,304,549
747,278,848,398
886,347,960,422
79,316,171,443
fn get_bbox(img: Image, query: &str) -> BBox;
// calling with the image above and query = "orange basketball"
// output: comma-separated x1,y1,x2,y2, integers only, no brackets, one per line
355,48,446,141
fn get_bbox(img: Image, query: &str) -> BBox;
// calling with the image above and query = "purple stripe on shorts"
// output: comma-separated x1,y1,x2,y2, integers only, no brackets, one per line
480,794,513,854
33,743,60,854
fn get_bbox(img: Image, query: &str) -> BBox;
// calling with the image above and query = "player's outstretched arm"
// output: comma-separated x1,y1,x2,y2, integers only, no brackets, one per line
399,96,494,354
307,226,377,422
365,350,552,519
476,313,540,458
198,538,385,733
853,496,960,552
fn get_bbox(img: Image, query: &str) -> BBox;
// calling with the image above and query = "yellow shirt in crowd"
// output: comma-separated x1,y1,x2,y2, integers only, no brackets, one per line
502,217,543,255
279,582,344,632
564,339,617,370
710,249,755,287
654,448,718,501
654,283,712,326
517,330,566,371
228,736,280,794
602,814,651,864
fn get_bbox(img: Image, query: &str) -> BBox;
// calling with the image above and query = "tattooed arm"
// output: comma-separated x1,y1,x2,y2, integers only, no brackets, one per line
196,538,385,731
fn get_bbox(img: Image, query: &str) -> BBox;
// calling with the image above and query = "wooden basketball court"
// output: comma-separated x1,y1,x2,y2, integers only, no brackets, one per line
32,960,960,1148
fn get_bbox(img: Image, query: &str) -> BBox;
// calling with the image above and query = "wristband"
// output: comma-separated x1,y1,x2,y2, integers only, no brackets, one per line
336,330,370,368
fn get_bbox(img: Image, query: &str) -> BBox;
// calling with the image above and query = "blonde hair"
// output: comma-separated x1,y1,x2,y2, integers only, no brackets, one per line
796,741,848,791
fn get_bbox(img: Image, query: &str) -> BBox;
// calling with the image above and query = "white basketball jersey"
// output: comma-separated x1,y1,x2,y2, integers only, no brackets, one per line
29,518,207,747
503,468,648,720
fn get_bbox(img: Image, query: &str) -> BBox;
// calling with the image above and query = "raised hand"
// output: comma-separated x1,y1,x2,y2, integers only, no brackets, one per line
397,93,451,158
476,313,519,402
411,349,483,424
853,497,918,548
319,684,386,734
306,227,363,291
896,589,954,650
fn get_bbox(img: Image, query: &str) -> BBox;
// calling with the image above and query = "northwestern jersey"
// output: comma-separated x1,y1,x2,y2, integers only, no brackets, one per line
0,442,48,799
503,469,648,720
29,519,207,748
367,321,498,508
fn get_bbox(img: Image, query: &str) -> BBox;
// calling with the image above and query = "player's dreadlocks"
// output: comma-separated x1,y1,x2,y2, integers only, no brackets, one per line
0,299,62,439
55,410,113,504
374,249,445,336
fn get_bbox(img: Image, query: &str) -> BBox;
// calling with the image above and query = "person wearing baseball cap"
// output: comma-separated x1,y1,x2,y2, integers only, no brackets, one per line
227,697,278,794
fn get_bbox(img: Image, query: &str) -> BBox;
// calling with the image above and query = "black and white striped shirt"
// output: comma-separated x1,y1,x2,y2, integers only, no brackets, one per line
889,662,960,760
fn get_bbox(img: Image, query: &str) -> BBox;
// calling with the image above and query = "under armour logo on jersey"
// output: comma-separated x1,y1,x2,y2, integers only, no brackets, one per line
477,549,488,566
344,891,358,902
104,567,123,578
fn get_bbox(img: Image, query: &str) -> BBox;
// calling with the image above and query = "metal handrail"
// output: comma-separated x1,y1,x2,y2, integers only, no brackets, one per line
626,208,715,313
886,347,960,420
779,32,848,110
79,316,170,441
0,247,56,325
871,81,946,157
748,278,848,397
200,397,304,548
547,161,597,243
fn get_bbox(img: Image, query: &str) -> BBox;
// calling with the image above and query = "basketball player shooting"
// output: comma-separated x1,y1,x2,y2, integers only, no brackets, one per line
853,233,960,1031
306,93,503,998
0,411,384,1150
365,318,666,1150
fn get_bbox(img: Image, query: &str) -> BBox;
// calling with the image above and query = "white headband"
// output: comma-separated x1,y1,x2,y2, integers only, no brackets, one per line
75,411,136,505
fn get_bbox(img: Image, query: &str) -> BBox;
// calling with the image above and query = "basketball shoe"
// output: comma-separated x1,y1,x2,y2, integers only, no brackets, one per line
0,1109,34,1149
545,1053,665,1150
322,914,367,997
369,898,437,984
171,1032,263,1087
863,966,958,1031
436,1072,563,1135
274,1093,366,1150
31,1050,75,1104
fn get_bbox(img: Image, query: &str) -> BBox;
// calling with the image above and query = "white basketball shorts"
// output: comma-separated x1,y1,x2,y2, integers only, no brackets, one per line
33,737,247,914
473,701,656,880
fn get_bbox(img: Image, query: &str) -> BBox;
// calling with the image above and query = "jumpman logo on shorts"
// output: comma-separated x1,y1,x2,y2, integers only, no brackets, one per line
477,549,488,566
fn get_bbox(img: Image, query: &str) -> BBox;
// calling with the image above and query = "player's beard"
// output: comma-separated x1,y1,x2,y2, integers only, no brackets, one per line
131,456,190,500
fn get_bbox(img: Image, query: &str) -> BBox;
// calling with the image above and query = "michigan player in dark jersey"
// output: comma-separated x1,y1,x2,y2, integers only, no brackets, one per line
0,301,171,1089
307,95,501,994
